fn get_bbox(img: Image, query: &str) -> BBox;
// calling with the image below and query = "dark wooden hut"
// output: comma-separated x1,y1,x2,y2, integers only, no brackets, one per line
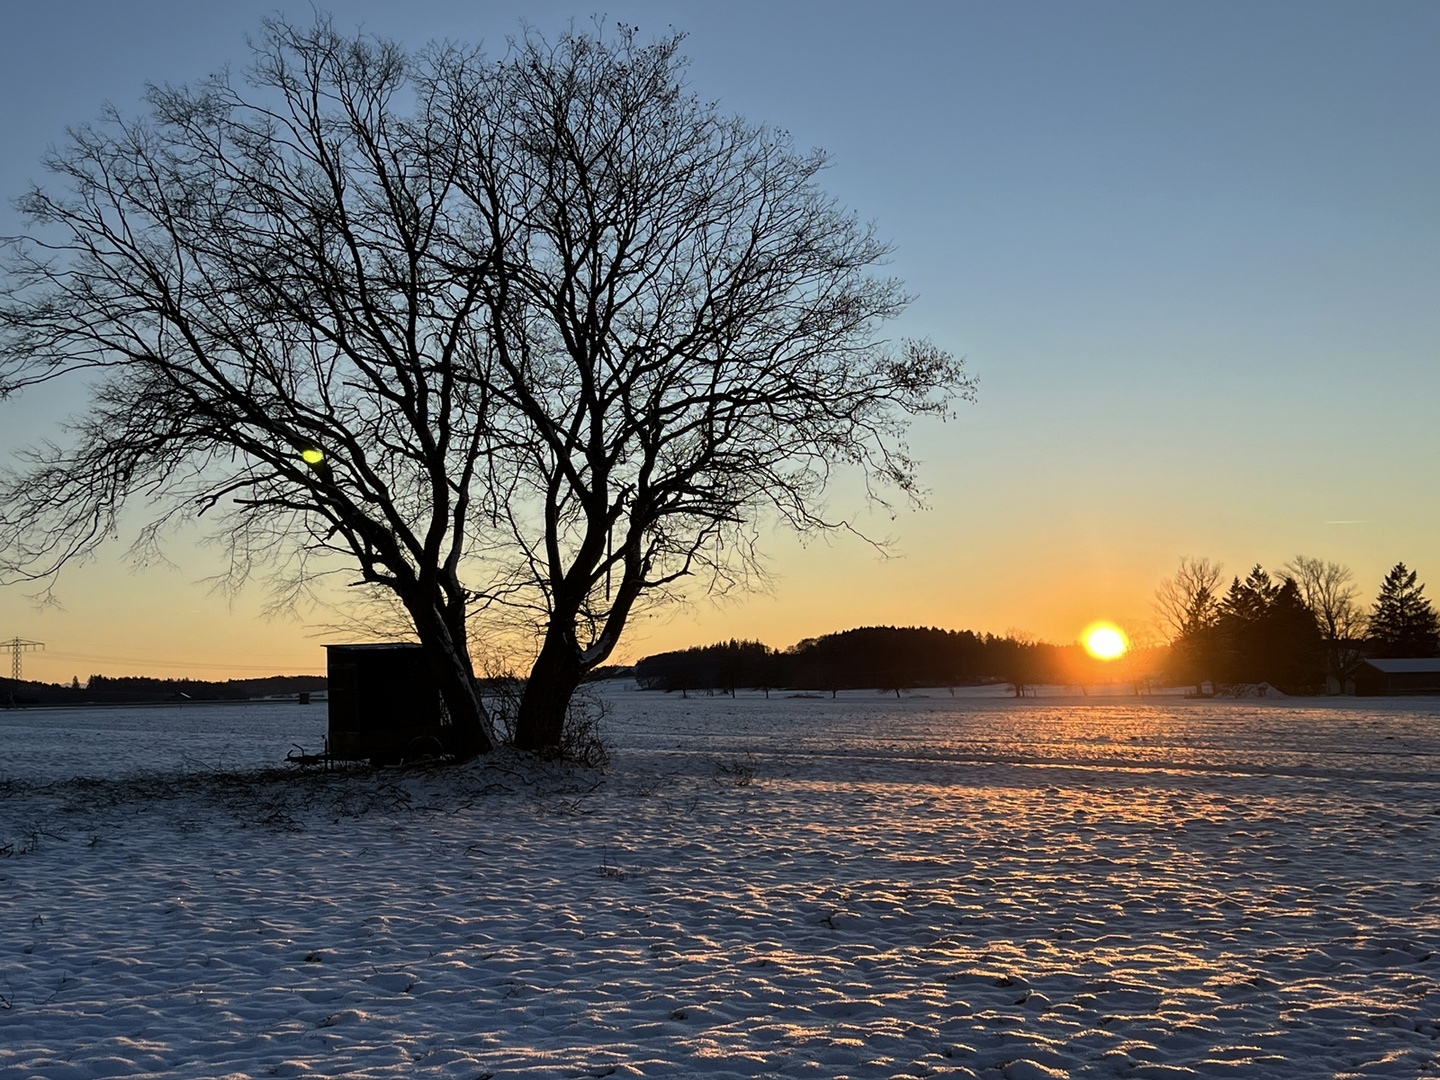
326,643,447,761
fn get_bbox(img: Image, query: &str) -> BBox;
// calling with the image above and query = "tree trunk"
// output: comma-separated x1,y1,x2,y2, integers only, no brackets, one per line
431,648,495,759
515,629,583,753
408,600,496,759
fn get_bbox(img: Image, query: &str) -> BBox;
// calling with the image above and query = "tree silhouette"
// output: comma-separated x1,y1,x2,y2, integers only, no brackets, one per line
1368,563,1440,658
1211,566,1324,691
0,20,971,754
1154,556,1223,688
1284,555,1365,690
1154,556,1224,638
1260,578,1327,691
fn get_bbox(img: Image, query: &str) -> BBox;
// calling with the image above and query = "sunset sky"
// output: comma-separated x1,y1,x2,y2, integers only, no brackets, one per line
1,1,1437,682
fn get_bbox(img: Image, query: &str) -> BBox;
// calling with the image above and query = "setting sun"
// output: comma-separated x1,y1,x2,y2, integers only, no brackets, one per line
1082,622,1128,660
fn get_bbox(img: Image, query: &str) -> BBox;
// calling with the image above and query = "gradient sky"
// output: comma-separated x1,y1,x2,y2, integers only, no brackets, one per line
1,1,1437,681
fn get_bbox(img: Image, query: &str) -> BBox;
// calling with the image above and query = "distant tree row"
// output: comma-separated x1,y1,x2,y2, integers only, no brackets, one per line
635,558,1440,699
1,673,327,707
1156,556,1440,693
634,627,1162,698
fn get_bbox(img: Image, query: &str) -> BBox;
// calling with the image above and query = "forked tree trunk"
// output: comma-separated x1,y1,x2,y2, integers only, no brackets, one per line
515,629,583,753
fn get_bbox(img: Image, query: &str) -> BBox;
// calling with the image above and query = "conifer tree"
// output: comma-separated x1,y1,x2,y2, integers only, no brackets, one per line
1212,566,1324,690
1368,564,1440,658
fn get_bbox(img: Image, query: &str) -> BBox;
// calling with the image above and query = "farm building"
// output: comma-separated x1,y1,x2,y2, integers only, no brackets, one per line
1352,657,1440,696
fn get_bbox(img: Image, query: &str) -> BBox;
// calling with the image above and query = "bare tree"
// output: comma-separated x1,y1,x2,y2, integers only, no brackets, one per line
1283,555,1365,690
0,20,972,754
426,28,971,749
1153,555,1224,689
1153,556,1223,640
1000,628,1038,698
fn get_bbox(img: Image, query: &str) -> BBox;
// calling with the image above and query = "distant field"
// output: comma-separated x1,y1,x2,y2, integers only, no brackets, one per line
0,699,328,781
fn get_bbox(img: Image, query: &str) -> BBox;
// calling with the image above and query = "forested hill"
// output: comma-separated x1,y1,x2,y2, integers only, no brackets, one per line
634,626,1121,694
1,674,326,706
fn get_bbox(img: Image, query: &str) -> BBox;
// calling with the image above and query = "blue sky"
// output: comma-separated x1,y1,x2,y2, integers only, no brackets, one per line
1,1,1436,677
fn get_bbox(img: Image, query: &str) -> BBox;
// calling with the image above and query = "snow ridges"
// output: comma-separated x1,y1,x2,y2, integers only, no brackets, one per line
2,691,1439,1077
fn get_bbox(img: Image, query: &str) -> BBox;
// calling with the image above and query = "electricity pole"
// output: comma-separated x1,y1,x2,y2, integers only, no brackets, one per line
3,637,43,681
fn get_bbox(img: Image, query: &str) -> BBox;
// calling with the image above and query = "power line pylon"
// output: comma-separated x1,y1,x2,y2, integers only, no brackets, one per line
3,638,44,681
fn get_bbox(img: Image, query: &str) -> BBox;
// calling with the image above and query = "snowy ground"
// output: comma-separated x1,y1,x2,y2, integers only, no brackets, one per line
3,687,1440,1078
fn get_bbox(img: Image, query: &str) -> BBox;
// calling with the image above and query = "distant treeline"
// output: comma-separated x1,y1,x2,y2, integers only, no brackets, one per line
637,558,1440,698
1,673,327,707
635,627,1157,697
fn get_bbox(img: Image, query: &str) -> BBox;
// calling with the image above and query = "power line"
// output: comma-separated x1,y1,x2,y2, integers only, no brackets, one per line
3,642,324,678
37,649,322,674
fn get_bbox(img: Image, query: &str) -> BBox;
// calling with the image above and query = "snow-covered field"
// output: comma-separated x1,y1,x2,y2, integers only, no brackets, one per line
3,687,1440,1079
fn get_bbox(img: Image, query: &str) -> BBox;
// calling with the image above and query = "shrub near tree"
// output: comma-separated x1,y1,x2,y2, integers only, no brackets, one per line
1368,563,1440,658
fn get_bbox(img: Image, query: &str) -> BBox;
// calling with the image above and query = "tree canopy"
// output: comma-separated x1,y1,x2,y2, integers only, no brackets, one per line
0,19,971,754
